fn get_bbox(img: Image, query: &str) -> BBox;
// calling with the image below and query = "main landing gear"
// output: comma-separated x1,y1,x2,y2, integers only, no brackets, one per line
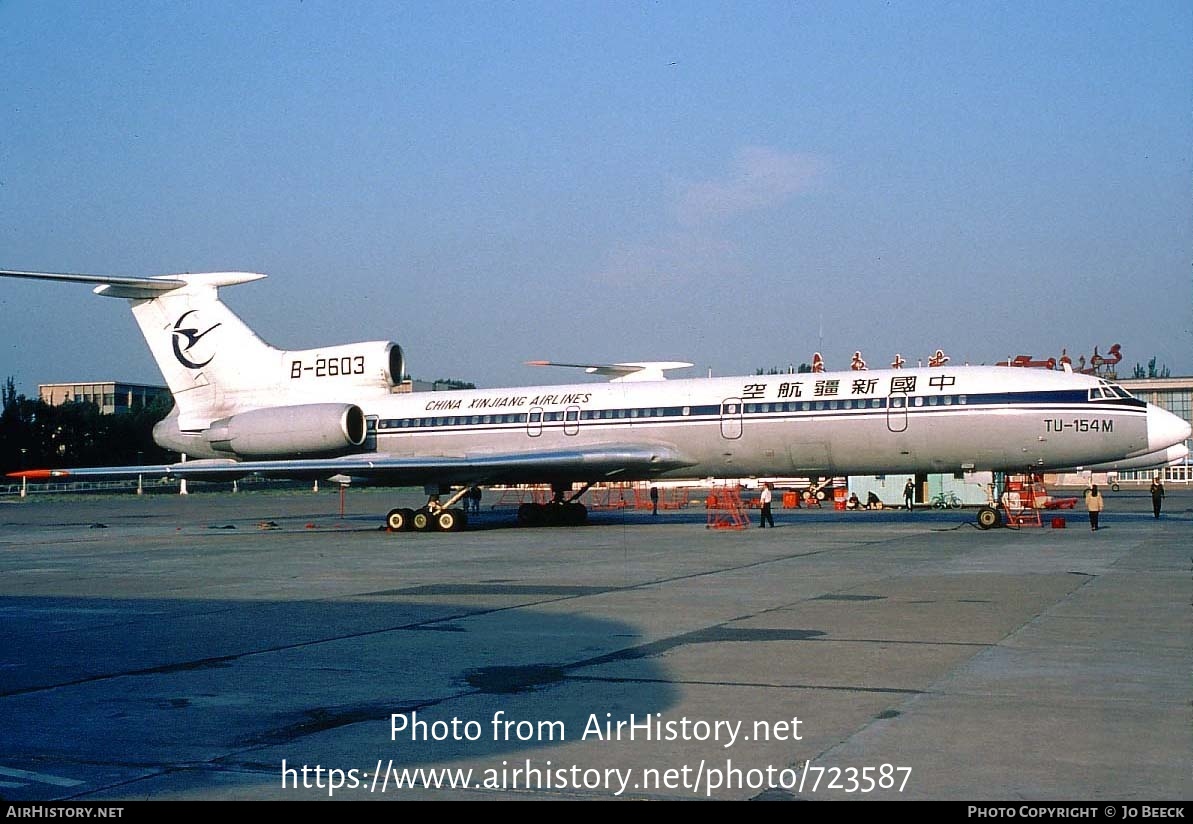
385,486,470,533
512,484,591,529
516,500,587,527
385,483,593,532
512,484,592,527
385,505,466,532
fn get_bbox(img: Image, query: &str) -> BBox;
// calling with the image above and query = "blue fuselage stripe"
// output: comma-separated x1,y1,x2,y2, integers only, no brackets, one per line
374,390,1145,437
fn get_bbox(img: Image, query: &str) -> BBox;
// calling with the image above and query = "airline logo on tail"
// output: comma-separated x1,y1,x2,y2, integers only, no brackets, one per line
171,310,222,369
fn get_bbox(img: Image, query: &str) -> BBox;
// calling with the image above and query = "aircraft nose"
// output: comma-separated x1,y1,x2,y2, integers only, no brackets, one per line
1147,404,1192,453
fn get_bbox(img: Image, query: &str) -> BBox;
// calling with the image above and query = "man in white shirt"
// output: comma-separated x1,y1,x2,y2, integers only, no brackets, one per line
759,482,775,528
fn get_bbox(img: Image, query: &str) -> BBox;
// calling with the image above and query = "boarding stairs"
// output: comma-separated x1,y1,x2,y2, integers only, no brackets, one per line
705,486,750,530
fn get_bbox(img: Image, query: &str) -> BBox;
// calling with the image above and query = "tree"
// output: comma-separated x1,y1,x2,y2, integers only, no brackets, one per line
1132,358,1171,379
1,376,176,474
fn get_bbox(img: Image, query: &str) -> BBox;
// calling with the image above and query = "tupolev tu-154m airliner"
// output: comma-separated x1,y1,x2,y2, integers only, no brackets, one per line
3,269,1189,532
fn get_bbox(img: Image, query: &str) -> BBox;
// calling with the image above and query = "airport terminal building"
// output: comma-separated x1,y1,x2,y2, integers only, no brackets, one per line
38,381,171,415
1118,375,1193,483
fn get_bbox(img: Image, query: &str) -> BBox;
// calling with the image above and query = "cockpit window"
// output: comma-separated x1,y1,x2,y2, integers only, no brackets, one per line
1090,380,1134,401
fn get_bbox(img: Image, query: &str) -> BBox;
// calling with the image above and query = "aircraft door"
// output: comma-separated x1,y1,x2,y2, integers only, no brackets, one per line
564,405,580,436
720,398,743,439
886,393,908,433
527,407,543,437
363,415,379,451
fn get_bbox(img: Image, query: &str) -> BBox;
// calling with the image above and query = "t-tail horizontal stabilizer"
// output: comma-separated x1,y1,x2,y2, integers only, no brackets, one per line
0,269,265,300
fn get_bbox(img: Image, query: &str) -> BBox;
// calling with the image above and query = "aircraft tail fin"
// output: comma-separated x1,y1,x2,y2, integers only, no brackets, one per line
1,270,277,428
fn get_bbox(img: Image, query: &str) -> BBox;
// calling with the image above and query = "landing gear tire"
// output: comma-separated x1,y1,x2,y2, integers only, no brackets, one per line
566,502,587,526
545,502,587,526
412,508,433,532
976,506,1002,530
517,503,543,527
435,508,466,532
516,502,587,527
385,508,415,531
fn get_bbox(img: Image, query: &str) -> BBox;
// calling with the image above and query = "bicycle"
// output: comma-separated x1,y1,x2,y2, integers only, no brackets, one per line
930,491,963,509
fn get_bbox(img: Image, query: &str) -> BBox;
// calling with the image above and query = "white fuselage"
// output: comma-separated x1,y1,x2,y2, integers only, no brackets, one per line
7,269,1186,490
163,364,1163,479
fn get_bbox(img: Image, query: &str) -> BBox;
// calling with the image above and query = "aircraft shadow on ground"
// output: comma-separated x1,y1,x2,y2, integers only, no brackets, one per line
0,593,678,799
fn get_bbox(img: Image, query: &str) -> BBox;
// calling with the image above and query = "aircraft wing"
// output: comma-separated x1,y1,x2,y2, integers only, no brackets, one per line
8,443,696,487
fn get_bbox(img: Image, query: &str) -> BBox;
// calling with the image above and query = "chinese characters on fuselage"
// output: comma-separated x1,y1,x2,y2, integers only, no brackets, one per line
751,375,943,400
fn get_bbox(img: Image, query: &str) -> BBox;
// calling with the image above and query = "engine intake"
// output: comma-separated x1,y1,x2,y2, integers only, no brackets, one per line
206,403,366,458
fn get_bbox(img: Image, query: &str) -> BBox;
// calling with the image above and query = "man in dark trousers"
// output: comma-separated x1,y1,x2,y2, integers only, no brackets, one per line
904,479,915,511
1150,477,1165,519
759,482,775,528
650,485,659,516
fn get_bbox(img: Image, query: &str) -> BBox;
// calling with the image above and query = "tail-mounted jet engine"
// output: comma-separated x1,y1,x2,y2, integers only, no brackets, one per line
205,403,366,458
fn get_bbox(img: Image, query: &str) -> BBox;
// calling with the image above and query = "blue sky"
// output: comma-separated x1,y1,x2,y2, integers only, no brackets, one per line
2,1,1190,393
